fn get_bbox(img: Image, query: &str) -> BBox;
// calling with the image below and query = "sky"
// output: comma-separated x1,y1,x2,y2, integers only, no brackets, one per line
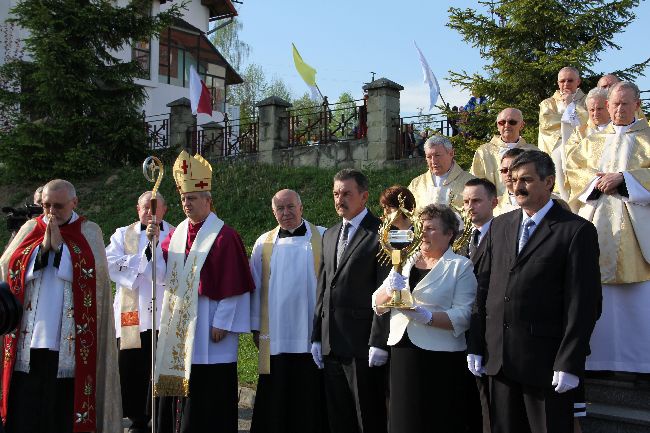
234,0,650,116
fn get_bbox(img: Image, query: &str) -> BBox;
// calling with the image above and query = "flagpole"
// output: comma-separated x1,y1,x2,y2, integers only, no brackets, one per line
315,84,324,101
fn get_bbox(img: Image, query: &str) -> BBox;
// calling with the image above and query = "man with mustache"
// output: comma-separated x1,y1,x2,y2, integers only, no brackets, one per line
470,108,536,197
468,150,601,433
538,67,589,201
566,81,650,376
408,135,474,211
312,169,390,433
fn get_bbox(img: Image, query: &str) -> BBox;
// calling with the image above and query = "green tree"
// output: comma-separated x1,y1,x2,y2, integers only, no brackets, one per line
230,63,293,119
210,17,250,73
447,0,649,143
0,0,181,180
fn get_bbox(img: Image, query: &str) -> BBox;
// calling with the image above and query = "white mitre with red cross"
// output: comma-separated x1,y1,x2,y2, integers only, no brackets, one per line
172,150,212,193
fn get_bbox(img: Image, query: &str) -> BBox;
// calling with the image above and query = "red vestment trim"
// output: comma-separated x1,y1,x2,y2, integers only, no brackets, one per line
2,216,98,432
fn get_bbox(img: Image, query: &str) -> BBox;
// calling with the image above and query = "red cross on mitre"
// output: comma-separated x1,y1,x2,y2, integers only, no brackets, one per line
195,181,209,189
181,160,189,174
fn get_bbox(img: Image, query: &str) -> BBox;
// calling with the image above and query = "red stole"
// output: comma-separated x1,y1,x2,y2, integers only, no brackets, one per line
161,220,255,300
2,216,98,432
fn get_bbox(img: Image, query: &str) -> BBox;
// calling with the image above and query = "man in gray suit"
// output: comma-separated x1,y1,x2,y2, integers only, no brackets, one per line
311,168,390,433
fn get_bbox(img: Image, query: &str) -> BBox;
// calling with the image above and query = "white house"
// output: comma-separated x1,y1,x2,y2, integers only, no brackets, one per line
0,0,242,123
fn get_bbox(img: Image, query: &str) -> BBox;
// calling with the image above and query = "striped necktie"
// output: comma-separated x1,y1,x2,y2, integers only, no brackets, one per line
518,218,535,254
336,222,350,269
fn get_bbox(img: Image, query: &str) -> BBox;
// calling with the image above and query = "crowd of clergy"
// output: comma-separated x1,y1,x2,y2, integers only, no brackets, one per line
0,68,647,433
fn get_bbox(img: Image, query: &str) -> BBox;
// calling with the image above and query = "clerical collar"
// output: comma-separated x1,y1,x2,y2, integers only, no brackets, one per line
278,220,307,238
613,118,636,135
500,137,520,147
597,122,609,131
432,164,453,187
43,211,78,226
140,222,164,231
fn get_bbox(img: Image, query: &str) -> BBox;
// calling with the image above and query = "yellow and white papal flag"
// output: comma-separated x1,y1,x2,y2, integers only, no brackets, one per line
292,43,320,102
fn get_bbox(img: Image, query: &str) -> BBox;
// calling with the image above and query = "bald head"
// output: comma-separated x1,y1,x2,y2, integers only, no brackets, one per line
597,74,620,90
137,190,167,225
496,108,525,143
272,189,303,230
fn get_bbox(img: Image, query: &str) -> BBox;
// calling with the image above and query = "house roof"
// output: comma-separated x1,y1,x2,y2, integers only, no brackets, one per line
169,17,243,85
159,0,238,21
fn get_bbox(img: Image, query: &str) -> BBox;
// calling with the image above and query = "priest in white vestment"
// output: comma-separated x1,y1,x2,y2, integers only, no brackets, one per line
249,189,328,433
538,67,589,201
153,151,255,433
106,190,172,433
566,81,650,373
470,108,537,197
408,135,474,211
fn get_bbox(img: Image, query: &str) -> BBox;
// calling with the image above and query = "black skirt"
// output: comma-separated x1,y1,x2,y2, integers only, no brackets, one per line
389,334,466,433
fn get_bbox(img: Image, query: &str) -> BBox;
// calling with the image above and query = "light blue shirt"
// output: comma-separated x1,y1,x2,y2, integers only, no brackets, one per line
520,198,554,239
342,207,368,243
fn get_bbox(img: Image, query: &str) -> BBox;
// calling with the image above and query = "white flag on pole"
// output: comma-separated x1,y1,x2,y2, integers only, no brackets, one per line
414,41,440,111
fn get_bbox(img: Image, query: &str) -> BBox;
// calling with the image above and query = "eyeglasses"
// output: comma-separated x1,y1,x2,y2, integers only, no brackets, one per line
499,168,510,174
497,119,519,126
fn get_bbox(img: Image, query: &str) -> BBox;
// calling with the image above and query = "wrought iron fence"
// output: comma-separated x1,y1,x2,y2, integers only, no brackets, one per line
186,114,258,157
287,97,367,147
641,90,649,112
393,112,453,159
143,112,170,150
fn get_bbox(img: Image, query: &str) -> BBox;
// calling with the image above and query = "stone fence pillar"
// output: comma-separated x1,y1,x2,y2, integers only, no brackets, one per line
362,78,403,165
200,121,224,157
256,96,291,164
167,97,195,151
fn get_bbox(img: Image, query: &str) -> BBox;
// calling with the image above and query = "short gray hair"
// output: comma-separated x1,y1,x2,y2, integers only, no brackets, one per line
558,66,580,78
609,81,641,101
138,190,165,205
271,189,302,208
424,135,453,151
43,179,76,200
585,87,609,105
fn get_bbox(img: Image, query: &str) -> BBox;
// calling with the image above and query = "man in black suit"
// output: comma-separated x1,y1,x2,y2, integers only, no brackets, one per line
462,177,499,433
467,151,601,433
311,168,390,433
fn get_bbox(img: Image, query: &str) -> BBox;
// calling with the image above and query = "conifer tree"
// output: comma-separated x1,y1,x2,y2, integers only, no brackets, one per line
0,0,181,179
447,0,649,143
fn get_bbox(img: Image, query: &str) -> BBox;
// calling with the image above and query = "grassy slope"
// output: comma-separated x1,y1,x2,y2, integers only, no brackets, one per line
1,162,424,386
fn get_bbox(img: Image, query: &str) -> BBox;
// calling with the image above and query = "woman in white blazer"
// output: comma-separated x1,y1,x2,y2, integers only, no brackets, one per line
373,204,477,433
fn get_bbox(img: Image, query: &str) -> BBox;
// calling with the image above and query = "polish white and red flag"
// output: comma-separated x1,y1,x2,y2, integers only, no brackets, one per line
189,65,213,116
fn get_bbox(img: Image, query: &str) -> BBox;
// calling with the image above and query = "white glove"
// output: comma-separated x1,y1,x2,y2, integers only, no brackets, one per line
552,371,579,393
368,346,389,367
385,269,407,296
467,354,485,377
402,305,432,325
310,342,324,369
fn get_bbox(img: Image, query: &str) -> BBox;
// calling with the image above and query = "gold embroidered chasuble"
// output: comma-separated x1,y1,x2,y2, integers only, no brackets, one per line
538,89,589,156
408,162,475,211
154,213,223,396
470,136,537,196
565,119,650,284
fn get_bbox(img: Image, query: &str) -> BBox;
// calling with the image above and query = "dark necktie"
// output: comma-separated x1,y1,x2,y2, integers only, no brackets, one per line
336,222,350,269
469,228,480,258
278,222,307,238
